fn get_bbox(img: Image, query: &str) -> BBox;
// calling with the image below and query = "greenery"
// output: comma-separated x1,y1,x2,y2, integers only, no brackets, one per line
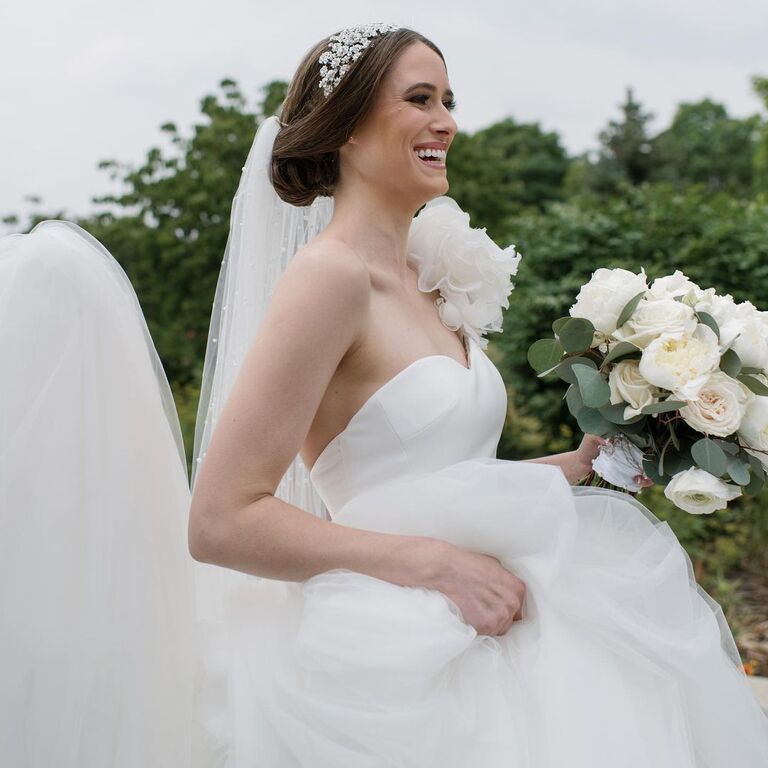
6,73,768,670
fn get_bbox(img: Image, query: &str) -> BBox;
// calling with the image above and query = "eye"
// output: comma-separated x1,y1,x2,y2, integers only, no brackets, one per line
409,94,458,112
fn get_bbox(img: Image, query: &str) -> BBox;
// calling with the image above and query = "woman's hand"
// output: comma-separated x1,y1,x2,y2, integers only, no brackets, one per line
568,433,609,484
572,433,653,488
418,540,527,637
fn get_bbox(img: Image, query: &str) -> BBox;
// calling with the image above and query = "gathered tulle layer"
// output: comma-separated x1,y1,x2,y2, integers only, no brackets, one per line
207,459,768,767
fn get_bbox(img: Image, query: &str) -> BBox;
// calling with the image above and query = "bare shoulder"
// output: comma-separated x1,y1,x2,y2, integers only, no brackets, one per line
284,238,371,303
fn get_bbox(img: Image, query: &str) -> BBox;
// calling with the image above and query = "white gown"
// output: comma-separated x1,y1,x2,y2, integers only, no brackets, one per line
2,220,768,767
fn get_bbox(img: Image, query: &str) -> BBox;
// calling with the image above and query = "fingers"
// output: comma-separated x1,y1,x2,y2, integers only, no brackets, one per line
495,585,527,636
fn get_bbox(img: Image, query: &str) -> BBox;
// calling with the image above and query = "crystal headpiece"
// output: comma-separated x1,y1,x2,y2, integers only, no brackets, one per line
318,23,399,98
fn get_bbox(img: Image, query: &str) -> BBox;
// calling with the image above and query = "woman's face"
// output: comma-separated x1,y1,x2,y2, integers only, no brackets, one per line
340,41,458,209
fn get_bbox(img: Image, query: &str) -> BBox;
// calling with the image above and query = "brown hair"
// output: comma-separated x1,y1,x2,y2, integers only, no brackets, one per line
270,27,446,206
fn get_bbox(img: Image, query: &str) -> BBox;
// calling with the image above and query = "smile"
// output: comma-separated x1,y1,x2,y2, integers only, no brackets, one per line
413,147,447,169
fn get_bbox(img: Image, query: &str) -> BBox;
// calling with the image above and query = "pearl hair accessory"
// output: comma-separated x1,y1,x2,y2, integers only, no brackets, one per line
318,23,399,97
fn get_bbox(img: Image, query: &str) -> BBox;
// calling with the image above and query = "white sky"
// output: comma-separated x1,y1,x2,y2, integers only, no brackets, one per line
1,0,766,225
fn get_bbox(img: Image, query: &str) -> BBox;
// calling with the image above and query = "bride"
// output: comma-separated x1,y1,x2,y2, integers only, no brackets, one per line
2,22,768,768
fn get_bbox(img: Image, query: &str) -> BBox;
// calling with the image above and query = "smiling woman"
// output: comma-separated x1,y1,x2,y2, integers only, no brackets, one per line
3,18,768,768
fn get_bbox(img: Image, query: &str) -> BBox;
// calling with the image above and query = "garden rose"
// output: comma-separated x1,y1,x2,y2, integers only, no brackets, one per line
612,297,697,349
608,359,662,418
738,379,768,471
679,371,753,437
728,301,768,370
647,270,704,306
638,324,721,401
664,467,742,515
569,267,648,340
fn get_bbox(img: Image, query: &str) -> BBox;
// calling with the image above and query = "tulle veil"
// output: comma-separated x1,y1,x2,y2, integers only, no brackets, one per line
0,114,332,765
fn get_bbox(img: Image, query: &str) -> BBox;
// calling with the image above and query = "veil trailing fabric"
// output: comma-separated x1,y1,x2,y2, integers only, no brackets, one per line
0,115,334,765
0,221,200,766
192,114,333,514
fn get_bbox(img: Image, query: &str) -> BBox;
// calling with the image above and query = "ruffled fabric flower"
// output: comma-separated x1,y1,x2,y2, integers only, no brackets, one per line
406,196,522,349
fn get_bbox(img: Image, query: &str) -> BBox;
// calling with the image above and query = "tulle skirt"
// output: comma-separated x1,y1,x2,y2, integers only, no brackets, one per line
204,460,768,767
2,221,768,767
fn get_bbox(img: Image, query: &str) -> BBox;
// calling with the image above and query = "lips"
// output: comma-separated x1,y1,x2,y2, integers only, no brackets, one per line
413,146,447,168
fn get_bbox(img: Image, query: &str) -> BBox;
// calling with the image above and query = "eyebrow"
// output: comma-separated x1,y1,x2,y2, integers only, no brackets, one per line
403,82,455,99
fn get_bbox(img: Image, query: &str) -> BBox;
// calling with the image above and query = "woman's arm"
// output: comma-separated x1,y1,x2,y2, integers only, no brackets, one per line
188,242,439,587
523,450,586,484
523,435,608,485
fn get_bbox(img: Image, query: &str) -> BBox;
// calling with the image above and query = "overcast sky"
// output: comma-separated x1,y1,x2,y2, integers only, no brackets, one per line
1,0,766,227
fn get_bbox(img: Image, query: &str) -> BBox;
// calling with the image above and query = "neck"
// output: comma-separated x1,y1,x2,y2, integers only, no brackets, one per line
324,178,424,281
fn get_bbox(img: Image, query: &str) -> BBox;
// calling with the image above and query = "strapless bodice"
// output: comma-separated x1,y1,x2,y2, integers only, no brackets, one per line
309,336,508,516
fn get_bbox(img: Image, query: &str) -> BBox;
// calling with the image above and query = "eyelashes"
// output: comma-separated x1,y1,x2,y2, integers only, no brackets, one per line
409,94,458,112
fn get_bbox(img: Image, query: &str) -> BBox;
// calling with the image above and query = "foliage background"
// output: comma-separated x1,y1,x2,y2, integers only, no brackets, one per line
5,75,768,672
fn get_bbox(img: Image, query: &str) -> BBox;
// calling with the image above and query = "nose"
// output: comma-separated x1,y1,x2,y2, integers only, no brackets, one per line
435,109,457,143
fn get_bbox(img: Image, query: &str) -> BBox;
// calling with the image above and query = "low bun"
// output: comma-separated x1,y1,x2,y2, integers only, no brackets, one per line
270,142,338,207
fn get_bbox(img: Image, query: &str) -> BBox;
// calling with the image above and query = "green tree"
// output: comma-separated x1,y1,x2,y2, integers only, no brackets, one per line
651,98,760,195
447,118,569,239
578,86,658,195
751,75,768,194
79,78,286,386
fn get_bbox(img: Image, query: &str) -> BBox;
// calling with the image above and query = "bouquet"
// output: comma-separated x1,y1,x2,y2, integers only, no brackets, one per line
527,267,768,514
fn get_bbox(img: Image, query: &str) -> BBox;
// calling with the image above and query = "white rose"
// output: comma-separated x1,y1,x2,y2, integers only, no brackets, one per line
608,359,662,418
729,301,768,370
737,381,768,471
664,467,742,515
613,297,697,349
639,324,721,401
694,290,746,350
407,196,521,349
569,267,648,339
679,370,753,437
647,270,704,306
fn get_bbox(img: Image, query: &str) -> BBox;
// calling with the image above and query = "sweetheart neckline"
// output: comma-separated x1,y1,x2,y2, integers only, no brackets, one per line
308,338,478,479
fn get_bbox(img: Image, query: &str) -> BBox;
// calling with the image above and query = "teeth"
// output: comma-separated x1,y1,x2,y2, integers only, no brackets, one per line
414,147,446,161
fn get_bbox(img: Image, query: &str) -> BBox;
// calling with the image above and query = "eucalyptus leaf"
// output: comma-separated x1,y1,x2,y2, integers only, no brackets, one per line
696,310,720,340
602,341,642,367
663,452,694,476
745,471,766,496
719,348,742,378
576,407,615,436
691,437,728,477
556,356,598,384
669,423,681,452
572,363,612,408
741,366,764,375
640,400,687,415
625,432,650,449
642,455,665,484
616,291,646,329
552,317,571,336
528,338,565,373
712,439,740,456
726,456,751,486
620,415,648,433
565,384,584,417
558,317,596,353
746,452,767,481
737,373,768,396
599,402,639,425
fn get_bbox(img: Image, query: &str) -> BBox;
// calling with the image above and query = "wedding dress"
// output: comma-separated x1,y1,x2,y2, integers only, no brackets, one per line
2,144,768,768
